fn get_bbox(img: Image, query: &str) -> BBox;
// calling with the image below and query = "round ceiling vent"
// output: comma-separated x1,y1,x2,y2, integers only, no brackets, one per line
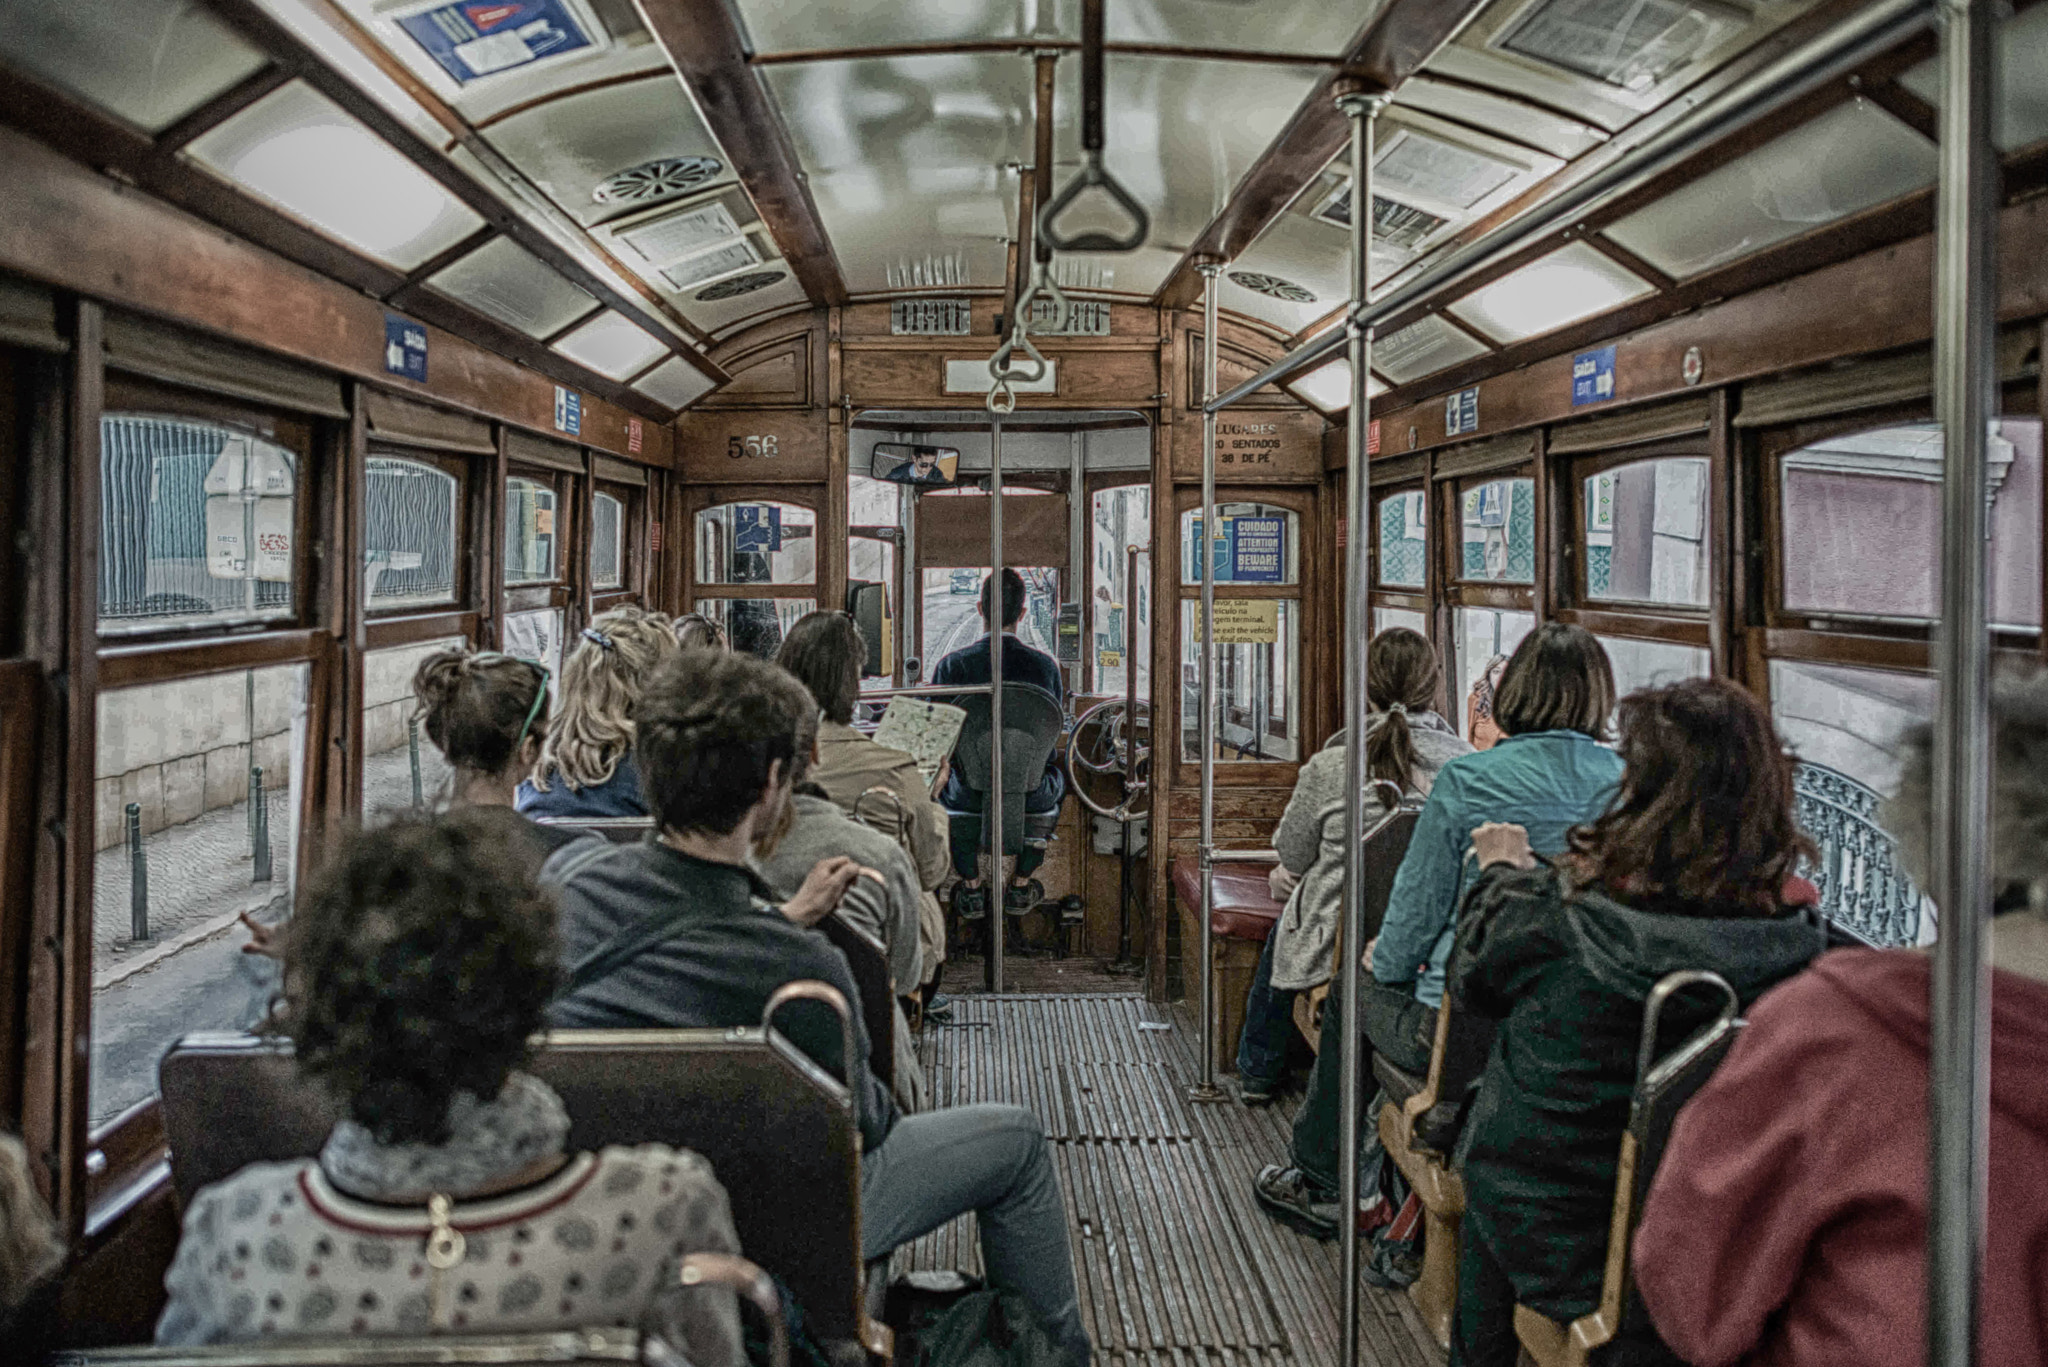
695,270,787,302
1227,270,1316,303
592,156,724,205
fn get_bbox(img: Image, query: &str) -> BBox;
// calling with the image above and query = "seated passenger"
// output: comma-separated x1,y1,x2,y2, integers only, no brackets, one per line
1236,628,1471,1106
777,611,951,987
673,611,730,654
1254,624,1621,1233
517,607,678,821
412,646,583,855
933,569,1066,918
158,812,743,1357
1633,670,2048,1367
1445,678,1827,1367
544,651,1091,1364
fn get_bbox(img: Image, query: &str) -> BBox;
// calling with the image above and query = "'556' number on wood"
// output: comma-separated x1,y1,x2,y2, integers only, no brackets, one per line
727,435,781,459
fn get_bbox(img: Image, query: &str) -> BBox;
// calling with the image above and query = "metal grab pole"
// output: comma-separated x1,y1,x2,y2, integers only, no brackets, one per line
1336,89,1384,1367
988,411,1007,993
1929,3,1997,1363
1118,543,1147,972
1191,261,1225,1102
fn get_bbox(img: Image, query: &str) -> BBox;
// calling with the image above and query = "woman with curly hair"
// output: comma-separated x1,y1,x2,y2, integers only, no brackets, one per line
157,812,743,1353
517,606,679,820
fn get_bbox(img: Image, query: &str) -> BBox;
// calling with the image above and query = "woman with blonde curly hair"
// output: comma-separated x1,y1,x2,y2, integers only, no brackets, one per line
516,606,679,820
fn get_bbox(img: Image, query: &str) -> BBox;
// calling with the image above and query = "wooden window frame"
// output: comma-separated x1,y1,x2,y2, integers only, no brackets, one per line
1083,474,1153,700
503,463,578,615
1440,464,1539,610
685,485,826,617
589,478,643,612
363,445,470,625
1367,479,1431,619
1547,438,1715,655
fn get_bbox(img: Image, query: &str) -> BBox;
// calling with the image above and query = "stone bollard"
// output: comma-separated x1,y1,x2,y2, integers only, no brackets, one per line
251,766,272,884
126,802,150,943
409,716,424,808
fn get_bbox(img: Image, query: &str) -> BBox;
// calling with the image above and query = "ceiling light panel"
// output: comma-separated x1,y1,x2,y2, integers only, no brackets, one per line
0,0,269,133
1374,128,1520,212
184,81,486,270
632,355,716,410
1447,240,1656,344
1495,0,1748,93
1899,2,2048,152
659,238,766,292
1285,359,1386,414
425,236,599,338
550,309,667,379
480,75,736,227
765,53,1031,294
1604,99,1937,280
1373,314,1490,385
614,200,742,264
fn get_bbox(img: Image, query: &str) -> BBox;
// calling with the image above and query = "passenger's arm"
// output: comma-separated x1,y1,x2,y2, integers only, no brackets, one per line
901,765,954,890
649,1152,747,1367
1270,758,1325,877
781,857,865,927
1444,864,1554,1018
1369,772,1464,989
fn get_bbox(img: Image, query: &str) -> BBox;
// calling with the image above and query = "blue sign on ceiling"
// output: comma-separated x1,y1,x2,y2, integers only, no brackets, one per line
395,0,597,85
382,314,427,382
553,385,581,436
1572,345,1617,407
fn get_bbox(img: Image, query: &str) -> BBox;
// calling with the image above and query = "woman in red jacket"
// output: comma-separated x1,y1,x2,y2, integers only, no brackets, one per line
1633,670,2048,1367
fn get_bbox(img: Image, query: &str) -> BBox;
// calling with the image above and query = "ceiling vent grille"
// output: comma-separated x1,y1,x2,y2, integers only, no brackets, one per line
1317,187,1451,250
1228,271,1317,304
695,270,786,301
886,254,969,289
1496,0,1745,91
891,299,974,336
1028,298,1111,336
615,201,742,266
592,156,724,205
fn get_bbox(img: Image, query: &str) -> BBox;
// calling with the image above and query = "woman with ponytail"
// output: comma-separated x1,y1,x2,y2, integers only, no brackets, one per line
516,606,679,820
1233,629,1471,1108
407,645,587,857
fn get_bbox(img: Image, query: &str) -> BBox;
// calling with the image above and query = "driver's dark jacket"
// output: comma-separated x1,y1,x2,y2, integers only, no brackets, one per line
546,840,899,1152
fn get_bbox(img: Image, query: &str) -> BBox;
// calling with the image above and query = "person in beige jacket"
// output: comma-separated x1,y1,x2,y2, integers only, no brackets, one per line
778,612,951,986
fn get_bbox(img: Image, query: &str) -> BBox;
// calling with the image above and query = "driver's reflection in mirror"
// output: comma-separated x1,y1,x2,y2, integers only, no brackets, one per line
875,443,959,487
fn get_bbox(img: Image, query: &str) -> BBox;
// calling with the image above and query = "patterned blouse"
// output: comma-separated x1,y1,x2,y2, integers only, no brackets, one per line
156,1143,742,1358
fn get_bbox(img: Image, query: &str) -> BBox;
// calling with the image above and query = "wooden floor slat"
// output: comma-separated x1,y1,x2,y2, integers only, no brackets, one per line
892,995,1445,1367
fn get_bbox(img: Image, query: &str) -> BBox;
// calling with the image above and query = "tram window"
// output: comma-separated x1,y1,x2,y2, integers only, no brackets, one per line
701,597,818,660
366,455,458,609
90,663,309,1132
1179,504,1299,585
362,637,463,819
1582,457,1708,607
850,535,897,687
851,473,904,527
1377,490,1427,588
99,415,299,636
1597,634,1710,699
1457,476,1536,584
1769,658,1934,801
1179,600,1300,764
696,501,817,586
504,475,559,584
503,608,564,690
1779,420,2041,627
1375,606,1428,637
922,568,1059,666
1453,606,1535,744
1091,485,1151,701
591,491,625,591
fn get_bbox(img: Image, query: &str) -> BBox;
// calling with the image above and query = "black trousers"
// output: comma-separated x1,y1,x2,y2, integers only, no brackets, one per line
1450,1221,1521,1367
1289,979,1435,1194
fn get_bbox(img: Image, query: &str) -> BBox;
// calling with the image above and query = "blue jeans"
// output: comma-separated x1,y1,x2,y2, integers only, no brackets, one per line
862,1104,1090,1363
943,767,1067,882
1235,933,1298,1090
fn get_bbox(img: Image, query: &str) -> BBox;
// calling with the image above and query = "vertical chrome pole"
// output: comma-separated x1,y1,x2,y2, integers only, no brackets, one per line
1191,260,1225,1101
989,412,1008,994
1335,88,1384,1367
1929,3,1997,1364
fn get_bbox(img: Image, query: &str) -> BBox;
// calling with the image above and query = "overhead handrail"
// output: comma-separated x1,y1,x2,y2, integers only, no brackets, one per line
1036,0,1149,255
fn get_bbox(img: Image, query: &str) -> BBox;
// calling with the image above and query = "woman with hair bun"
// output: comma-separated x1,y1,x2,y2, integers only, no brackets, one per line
672,611,730,654
517,607,679,821
409,645,581,856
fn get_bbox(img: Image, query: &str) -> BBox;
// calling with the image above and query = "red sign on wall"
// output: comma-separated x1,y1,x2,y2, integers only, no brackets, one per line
627,417,644,454
1367,418,1381,456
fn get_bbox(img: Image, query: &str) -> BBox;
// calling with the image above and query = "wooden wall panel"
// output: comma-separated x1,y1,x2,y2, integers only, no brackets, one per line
1168,410,1326,484
1186,330,1298,409
672,407,830,483
840,344,1161,409
696,324,818,410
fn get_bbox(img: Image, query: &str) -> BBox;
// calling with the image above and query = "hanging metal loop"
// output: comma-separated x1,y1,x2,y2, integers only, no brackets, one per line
1016,256,1071,337
1037,0,1149,255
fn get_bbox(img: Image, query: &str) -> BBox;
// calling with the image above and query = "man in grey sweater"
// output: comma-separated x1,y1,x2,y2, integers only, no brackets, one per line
545,651,1089,1364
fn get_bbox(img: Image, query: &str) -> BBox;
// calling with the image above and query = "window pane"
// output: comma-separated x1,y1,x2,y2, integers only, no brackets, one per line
1596,634,1710,698
1453,606,1534,744
850,473,904,528
503,608,564,691
92,663,308,1129
1092,485,1151,701
592,492,625,591
366,455,458,608
696,502,817,586
99,416,297,635
1459,477,1535,583
922,569,1060,667
1180,599,1301,763
1780,419,2041,628
1377,490,1426,588
505,476,559,584
363,637,464,820
850,535,897,688
703,597,818,659
1375,606,1428,636
1583,457,1707,606
1179,503,1299,586
1769,658,1936,946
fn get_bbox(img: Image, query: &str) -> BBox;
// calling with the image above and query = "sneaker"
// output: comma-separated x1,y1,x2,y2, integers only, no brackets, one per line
1251,1164,1339,1238
952,883,989,921
1239,1080,1278,1108
923,993,956,1023
1003,878,1044,917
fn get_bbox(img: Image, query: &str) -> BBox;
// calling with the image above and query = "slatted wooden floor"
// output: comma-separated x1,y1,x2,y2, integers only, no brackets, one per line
893,994,1445,1367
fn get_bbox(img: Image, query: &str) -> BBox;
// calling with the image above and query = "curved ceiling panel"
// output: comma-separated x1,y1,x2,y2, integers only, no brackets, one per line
1103,0,1384,58
766,54,1031,294
1221,210,1409,333
1393,75,1607,163
0,0,269,134
480,74,736,228
689,271,811,336
733,0,1062,56
426,236,600,338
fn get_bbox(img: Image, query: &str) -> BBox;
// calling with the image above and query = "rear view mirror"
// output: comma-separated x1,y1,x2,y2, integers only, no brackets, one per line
872,442,960,488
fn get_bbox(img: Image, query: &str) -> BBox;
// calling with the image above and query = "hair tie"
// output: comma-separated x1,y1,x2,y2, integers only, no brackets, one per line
1387,702,1408,717
581,628,615,652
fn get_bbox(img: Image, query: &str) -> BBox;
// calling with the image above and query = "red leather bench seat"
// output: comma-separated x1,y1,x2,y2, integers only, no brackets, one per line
1170,856,1286,943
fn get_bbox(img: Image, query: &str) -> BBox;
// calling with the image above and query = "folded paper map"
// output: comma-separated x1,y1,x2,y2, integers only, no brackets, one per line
872,697,968,785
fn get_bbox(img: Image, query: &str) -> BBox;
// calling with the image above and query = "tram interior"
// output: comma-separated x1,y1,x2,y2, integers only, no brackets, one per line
0,0,2045,1362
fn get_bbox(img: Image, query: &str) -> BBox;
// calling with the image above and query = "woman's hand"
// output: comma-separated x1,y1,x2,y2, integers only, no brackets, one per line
783,857,867,926
1268,864,1302,902
239,911,283,959
1361,936,1377,976
1471,822,1535,871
